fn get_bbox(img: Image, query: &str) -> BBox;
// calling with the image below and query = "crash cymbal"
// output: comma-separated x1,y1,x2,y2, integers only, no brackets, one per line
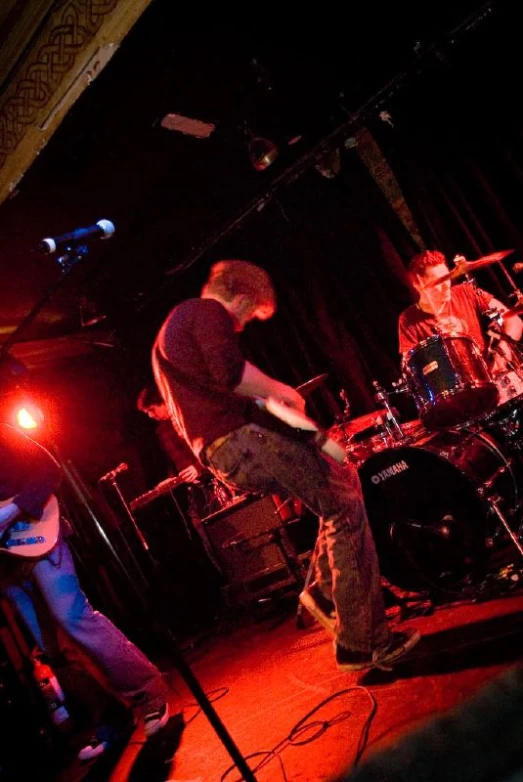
424,250,515,288
296,373,328,396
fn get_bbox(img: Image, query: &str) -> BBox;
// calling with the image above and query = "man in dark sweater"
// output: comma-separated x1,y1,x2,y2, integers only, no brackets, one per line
0,423,174,760
137,386,202,482
152,259,420,672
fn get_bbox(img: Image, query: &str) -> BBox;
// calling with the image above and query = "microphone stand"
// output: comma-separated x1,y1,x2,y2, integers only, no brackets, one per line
0,244,89,361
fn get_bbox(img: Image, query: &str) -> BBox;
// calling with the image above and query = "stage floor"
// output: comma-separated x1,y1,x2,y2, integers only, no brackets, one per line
66,579,523,782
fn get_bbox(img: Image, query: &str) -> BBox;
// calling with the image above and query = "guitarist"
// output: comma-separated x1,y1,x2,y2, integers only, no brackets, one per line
152,259,420,672
0,423,175,760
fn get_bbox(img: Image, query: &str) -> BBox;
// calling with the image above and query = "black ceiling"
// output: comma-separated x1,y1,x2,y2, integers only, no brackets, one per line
0,1,505,354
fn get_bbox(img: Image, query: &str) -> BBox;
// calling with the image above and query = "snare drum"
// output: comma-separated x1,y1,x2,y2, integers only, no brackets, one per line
403,333,498,429
328,417,425,466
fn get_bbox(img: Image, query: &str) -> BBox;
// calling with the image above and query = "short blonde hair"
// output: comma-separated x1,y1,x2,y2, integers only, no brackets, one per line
204,260,276,317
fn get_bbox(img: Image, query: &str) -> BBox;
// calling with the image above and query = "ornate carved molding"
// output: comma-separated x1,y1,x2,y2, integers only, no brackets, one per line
0,0,151,204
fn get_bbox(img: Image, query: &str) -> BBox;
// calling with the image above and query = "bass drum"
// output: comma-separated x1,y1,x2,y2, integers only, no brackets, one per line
358,430,517,594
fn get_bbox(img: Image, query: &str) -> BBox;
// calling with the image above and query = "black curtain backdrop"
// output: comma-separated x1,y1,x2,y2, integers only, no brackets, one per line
123,4,523,432
3,5,523,636
2,5,523,485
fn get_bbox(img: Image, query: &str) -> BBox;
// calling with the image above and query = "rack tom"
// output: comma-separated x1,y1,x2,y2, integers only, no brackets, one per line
403,333,498,429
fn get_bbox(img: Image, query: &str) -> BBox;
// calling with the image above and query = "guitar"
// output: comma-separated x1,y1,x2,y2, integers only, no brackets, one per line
0,495,60,559
259,397,346,464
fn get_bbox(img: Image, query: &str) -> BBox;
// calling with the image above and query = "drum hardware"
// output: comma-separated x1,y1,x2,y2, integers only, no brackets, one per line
422,250,515,289
487,495,523,560
372,380,405,441
391,376,411,395
339,389,351,421
478,460,514,495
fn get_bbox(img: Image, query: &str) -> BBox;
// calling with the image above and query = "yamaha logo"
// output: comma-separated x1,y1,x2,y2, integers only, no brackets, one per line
370,460,409,484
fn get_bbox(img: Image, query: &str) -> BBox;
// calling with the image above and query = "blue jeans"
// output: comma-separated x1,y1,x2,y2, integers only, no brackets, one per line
2,537,168,711
206,424,390,653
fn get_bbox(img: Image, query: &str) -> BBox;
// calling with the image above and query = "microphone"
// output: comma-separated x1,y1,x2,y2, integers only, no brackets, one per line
99,462,128,483
513,262,523,273
390,520,452,539
38,219,115,254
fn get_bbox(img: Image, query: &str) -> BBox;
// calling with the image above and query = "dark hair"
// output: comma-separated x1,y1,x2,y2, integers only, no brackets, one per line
136,386,162,412
407,250,447,278
204,259,276,312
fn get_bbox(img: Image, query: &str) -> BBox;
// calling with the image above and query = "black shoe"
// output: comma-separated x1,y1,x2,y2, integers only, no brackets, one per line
299,583,336,636
336,629,421,672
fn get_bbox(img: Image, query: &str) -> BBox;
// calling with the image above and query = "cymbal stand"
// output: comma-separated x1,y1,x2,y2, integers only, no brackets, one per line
497,261,523,305
372,380,405,440
485,316,523,380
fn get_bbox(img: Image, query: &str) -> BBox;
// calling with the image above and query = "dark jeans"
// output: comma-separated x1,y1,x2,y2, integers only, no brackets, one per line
206,424,390,653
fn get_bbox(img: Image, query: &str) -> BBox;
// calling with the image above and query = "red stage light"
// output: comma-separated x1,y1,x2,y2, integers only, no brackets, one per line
15,404,44,430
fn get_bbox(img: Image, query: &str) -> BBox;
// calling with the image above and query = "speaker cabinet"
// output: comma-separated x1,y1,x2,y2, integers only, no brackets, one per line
200,495,297,596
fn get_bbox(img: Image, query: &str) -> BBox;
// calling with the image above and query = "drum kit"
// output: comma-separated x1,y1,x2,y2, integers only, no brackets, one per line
324,250,523,595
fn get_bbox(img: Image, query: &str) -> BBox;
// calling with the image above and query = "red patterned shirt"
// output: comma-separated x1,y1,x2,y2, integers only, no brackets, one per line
398,283,493,355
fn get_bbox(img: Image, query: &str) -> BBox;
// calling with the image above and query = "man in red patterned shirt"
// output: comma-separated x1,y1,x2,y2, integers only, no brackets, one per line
398,250,522,372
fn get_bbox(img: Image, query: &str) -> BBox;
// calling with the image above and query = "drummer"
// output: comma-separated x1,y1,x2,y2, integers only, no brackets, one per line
398,249,523,374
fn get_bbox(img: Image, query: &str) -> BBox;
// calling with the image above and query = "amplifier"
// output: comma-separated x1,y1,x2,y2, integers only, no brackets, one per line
199,495,298,596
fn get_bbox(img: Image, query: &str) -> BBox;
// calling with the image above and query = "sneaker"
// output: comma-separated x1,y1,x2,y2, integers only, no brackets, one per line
77,723,120,761
336,629,421,672
299,583,336,636
144,702,170,738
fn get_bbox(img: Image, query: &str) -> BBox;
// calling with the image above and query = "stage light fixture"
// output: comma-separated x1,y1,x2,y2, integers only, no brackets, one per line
15,404,44,431
248,136,279,171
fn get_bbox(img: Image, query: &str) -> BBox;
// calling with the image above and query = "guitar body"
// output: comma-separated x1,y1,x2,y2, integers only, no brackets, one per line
0,495,60,559
263,397,347,464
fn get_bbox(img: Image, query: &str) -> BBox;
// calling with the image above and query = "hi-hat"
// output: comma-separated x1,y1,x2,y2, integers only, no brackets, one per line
296,373,328,396
423,250,514,288
339,409,388,437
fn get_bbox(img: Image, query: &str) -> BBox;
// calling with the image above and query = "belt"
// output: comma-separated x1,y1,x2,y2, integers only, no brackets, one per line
201,433,231,466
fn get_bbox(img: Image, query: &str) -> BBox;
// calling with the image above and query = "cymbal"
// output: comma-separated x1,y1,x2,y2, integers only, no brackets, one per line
502,301,523,319
336,409,388,437
296,373,328,396
423,250,514,289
